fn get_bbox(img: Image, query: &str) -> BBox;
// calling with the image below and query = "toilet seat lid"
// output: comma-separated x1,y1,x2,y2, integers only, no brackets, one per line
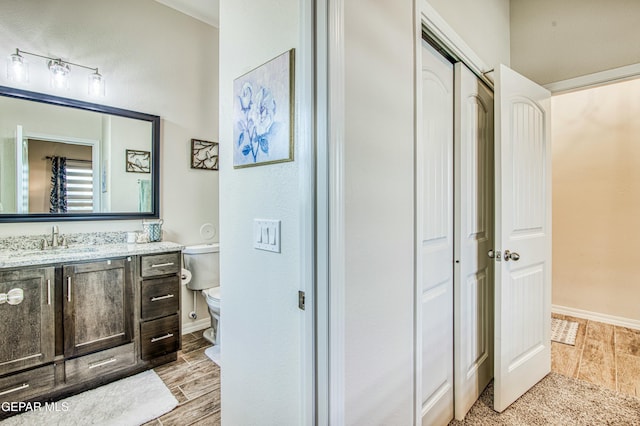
203,286,220,301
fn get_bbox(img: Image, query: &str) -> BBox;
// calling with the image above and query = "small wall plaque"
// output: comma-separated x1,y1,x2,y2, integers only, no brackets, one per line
126,149,150,173
191,139,219,170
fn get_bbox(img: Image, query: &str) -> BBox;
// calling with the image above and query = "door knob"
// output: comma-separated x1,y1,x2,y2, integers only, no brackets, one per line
488,250,502,261
504,250,520,262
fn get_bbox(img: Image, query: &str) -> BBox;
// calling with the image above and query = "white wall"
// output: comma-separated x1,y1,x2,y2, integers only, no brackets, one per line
342,2,415,423
428,0,511,69
218,0,304,424
0,0,219,330
109,117,153,213
338,2,512,423
510,0,640,85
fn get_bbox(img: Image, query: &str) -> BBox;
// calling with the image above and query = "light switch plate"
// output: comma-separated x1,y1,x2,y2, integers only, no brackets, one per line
254,219,281,253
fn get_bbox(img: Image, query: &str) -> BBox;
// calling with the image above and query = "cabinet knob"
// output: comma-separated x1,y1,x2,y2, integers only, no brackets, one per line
0,288,24,305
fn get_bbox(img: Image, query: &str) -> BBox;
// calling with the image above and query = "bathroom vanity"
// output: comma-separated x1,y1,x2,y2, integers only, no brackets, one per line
0,83,182,415
0,238,182,414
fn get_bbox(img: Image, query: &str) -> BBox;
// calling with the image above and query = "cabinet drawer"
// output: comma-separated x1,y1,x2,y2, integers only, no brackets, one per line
140,252,180,278
65,343,135,385
141,276,180,320
141,314,180,360
0,364,55,403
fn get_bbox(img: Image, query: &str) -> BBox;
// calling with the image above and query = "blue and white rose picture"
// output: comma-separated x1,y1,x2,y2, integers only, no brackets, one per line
233,49,294,168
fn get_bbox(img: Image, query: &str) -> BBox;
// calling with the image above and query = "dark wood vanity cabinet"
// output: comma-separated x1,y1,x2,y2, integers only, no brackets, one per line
62,258,134,358
0,267,55,377
0,250,181,412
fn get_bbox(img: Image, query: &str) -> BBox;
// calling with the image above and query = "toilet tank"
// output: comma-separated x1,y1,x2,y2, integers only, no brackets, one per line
183,243,220,290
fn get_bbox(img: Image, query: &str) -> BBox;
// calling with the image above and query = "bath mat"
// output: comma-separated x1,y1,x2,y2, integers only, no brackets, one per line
205,345,221,367
2,370,177,426
551,317,579,345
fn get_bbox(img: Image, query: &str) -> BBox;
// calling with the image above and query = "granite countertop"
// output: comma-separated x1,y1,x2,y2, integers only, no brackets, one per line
0,241,184,269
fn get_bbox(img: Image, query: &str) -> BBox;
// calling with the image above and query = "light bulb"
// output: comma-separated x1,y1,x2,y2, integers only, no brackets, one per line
6,52,29,83
88,70,105,97
48,59,70,90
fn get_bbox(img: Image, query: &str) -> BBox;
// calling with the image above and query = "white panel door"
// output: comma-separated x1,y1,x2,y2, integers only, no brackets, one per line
453,63,494,420
493,64,552,412
418,40,454,426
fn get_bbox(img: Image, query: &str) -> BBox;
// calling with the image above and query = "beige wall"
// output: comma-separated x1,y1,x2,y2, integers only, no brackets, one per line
511,0,640,85
0,0,219,331
552,77,640,321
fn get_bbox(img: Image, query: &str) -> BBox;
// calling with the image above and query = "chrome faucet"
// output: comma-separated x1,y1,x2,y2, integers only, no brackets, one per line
40,225,67,250
52,225,59,247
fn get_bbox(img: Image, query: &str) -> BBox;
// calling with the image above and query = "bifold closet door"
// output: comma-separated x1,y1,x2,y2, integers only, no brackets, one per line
417,40,454,426
453,63,495,421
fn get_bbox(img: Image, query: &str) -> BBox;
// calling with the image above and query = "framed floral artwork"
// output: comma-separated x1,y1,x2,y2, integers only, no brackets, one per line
191,139,219,170
233,49,294,168
126,149,150,173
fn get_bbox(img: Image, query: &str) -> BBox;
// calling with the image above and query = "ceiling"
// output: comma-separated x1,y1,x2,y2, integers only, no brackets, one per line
154,0,219,27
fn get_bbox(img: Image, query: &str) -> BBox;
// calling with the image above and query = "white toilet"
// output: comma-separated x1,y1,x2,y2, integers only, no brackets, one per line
183,243,221,347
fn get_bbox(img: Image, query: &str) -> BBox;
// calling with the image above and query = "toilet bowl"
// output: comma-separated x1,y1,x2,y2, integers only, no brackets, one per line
202,286,220,345
183,244,221,347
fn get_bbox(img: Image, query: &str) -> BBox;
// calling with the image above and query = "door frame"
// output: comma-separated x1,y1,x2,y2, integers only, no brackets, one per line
300,1,319,425
22,131,101,213
417,1,494,91
315,0,346,425
414,1,495,424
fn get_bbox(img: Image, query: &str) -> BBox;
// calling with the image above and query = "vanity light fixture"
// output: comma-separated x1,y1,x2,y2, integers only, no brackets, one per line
7,48,105,96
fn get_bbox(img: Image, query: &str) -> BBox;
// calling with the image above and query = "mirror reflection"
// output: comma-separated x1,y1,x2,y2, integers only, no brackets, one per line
28,140,94,213
0,87,159,220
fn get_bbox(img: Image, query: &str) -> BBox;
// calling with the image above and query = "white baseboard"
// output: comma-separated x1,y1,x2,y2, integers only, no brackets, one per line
552,304,640,330
182,317,211,335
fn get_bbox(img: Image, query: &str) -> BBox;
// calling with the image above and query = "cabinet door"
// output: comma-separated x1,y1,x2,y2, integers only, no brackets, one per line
63,258,133,358
0,267,55,375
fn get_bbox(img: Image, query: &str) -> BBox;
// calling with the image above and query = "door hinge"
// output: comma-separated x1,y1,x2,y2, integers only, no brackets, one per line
298,291,305,310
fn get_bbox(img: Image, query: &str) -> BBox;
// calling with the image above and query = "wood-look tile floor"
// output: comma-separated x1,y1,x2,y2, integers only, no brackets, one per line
143,330,220,426
140,317,639,425
552,313,640,397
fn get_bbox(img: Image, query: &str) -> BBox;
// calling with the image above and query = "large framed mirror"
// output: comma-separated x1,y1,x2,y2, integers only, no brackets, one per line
0,85,160,222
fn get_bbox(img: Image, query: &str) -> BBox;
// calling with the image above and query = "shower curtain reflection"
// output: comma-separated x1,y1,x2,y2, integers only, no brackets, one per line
49,156,68,213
